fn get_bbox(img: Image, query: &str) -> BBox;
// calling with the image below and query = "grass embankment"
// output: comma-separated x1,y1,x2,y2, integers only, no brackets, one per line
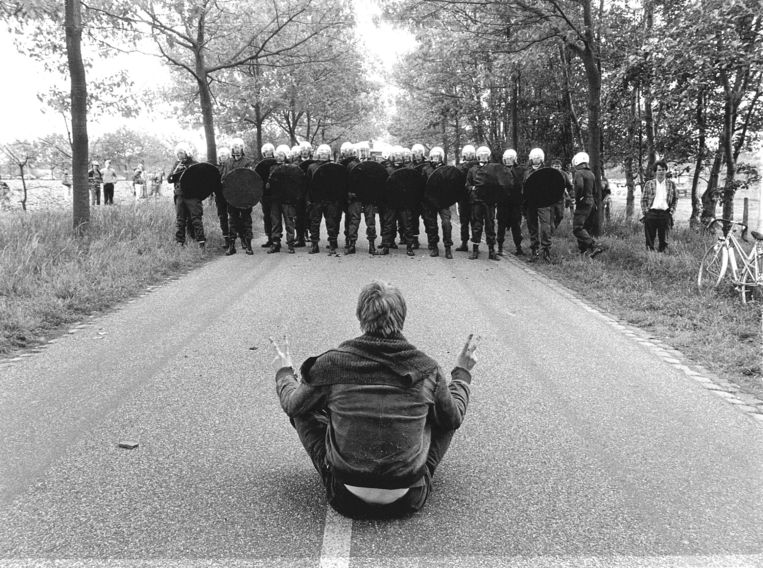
535,213,762,399
0,203,223,353
0,204,760,400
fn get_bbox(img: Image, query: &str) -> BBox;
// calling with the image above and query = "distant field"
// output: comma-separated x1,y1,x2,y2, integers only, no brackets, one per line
0,179,173,211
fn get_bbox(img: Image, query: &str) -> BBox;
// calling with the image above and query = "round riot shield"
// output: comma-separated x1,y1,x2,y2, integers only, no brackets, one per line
309,162,349,203
424,165,467,209
179,162,221,200
349,161,388,205
269,164,307,204
524,167,566,208
222,168,263,209
255,158,277,183
386,167,426,209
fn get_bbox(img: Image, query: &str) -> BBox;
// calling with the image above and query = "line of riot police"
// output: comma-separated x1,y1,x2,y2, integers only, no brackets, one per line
173,137,588,262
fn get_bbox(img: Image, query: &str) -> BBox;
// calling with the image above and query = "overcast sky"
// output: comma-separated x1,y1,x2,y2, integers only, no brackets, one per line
0,0,415,145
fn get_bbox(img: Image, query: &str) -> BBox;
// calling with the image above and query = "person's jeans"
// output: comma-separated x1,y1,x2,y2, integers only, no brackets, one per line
291,410,455,519
644,209,671,251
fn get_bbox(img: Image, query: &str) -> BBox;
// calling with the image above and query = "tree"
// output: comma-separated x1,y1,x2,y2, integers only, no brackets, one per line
134,0,351,163
2,142,34,211
3,0,144,230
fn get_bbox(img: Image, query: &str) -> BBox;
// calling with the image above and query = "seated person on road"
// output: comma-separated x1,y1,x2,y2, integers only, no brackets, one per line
270,280,479,519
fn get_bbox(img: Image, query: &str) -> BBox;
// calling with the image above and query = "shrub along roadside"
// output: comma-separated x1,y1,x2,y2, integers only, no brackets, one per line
528,213,763,400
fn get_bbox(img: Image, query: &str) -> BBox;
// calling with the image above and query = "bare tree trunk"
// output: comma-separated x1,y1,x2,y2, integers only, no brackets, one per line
453,112,461,165
254,102,263,160
195,12,217,164
65,0,89,233
624,156,636,219
441,112,449,163
690,90,705,228
574,0,603,235
701,150,723,223
720,97,737,222
512,66,520,152
642,0,656,176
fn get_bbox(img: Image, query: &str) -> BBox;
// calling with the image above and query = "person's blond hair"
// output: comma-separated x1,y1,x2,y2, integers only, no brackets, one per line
356,281,406,337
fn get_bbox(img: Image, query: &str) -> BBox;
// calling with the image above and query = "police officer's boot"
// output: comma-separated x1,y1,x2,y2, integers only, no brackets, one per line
445,246,453,259
413,237,420,249
430,245,439,257
368,240,376,255
407,243,415,256
261,238,272,248
346,241,356,254
295,236,306,247
222,236,232,251
488,245,498,260
225,239,237,255
244,239,254,255
287,242,295,254
267,241,281,254
456,241,468,252
329,240,338,255
469,244,479,260
309,242,320,254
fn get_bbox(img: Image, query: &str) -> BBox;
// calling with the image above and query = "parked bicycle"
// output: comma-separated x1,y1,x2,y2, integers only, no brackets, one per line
697,218,763,303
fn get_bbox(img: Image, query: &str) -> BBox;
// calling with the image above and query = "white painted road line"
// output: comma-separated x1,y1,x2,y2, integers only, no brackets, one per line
319,505,353,568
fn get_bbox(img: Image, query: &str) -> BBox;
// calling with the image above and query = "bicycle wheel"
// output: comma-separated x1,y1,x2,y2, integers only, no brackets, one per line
697,242,728,291
740,254,763,304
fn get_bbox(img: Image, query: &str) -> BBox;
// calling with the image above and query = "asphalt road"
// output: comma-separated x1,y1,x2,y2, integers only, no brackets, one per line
0,234,761,567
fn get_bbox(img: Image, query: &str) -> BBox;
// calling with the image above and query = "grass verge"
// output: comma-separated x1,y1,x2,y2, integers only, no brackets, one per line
530,212,762,400
0,202,224,353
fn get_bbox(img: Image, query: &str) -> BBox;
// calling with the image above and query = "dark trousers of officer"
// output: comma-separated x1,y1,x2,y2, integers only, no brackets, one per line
103,183,114,205
260,197,272,243
572,198,597,252
229,206,253,243
296,198,309,241
526,204,551,253
551,199,565,231
469,201,496,246
644,209,671,252
400,206,421,244
422,204,453,247
214,191,230,243
174,194,205,244
345,199,363,245
457,200,471,243
270,200,297,245
381,207,413,247
310,201,341,245
363,203,378,241
497,201,523,249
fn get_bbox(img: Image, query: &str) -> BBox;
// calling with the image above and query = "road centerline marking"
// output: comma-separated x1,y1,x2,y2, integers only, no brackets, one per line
320,505,353,568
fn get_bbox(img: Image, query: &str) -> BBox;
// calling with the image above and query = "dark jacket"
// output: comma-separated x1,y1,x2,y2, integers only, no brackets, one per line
573,165,596,203
276,333,471,489
220,154,255,179
167,157,197,194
